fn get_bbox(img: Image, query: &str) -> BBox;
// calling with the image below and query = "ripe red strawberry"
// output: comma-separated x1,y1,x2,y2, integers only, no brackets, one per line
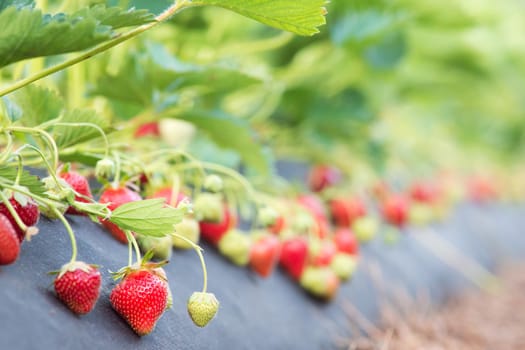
381,194,410,227
134,122,160,138
249,235,281,278
0,213,20,265
310,240,337,267
371,180,390,201
467,176,497,203
0,194,39,242
308,165,341,192
60,171,93,215
269,215,285,235
199,207,233,246
54,262,101,315
99,186,142,243
297,194,327,221
110,268,169,336
330,197,366,227
334,228,359,255
314,217,330,239
410,181,438,203
279,237,308,280
150,187,188,207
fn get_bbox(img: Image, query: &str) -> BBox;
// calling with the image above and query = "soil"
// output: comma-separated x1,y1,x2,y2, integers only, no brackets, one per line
341,265,525,350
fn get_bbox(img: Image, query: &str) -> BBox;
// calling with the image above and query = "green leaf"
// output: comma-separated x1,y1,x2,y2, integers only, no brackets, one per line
330,6,407,46
0,167,47,196
176,111,270,176
0,0,32,12
52,109,110,148
0,5,154,67
10,85,63,126
191,0,327,36
74,5,155,29
110,199,184,237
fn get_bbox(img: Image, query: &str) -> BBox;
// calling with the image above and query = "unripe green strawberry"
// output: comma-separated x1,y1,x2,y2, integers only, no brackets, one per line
39,201,68,220
258,206,279,227
95,158,115,181
203,175,223,193
153,267,172,310
383,226,401,245
292,212,315,233
218,230,251,266
137,234,173,261
330,253,358,281
187,292,219,327
300,266,340,300
172,217,200,249
159,118,196,147
193,193,223,222
352,216,378,243
409,202,433,226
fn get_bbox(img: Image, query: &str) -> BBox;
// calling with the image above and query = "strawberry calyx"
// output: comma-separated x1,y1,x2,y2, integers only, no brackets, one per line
51,261,98,279
111,252,169,282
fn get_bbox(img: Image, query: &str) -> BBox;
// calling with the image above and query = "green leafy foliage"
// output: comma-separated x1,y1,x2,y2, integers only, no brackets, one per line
52,109,110,148
0,167,47,196
91,43,264,111
191,0,328,36
110,199,184,237
176,111,270,176
0,4,154,67
0,0,31,11
10,85,63,126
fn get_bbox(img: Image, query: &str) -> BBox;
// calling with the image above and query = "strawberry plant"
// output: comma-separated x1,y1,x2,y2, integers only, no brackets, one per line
1,0,525,341
0,0,330,335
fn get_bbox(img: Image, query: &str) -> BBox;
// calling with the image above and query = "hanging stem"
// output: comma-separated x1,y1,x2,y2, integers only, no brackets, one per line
112,151,122,188
124,230,141,265
172,232,208,293
13,154,24,186
0,190,28,233
51,122,110,158
17,144,64,190
52,207,78,263
7,126,59,171
0,131,14,165
0,0,197,97
127,234,133,267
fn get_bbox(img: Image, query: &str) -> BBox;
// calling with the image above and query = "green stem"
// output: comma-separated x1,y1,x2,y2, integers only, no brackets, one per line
0,131,13,165
17,144,64,190
13,154,23,185
8,126,59,171
174,161,262,207
0,0,196,97
112,151,122,187
172,232,208,293
52,207,78,263
0,190,28,232
127,236,133,267
52,122,110,158
0,181,110,219
125,230,141,265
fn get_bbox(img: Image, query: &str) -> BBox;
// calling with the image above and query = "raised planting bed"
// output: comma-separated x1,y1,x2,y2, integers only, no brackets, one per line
1,202,524,350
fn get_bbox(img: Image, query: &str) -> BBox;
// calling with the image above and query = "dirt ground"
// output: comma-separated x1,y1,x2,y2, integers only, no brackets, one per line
340,265,525,350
